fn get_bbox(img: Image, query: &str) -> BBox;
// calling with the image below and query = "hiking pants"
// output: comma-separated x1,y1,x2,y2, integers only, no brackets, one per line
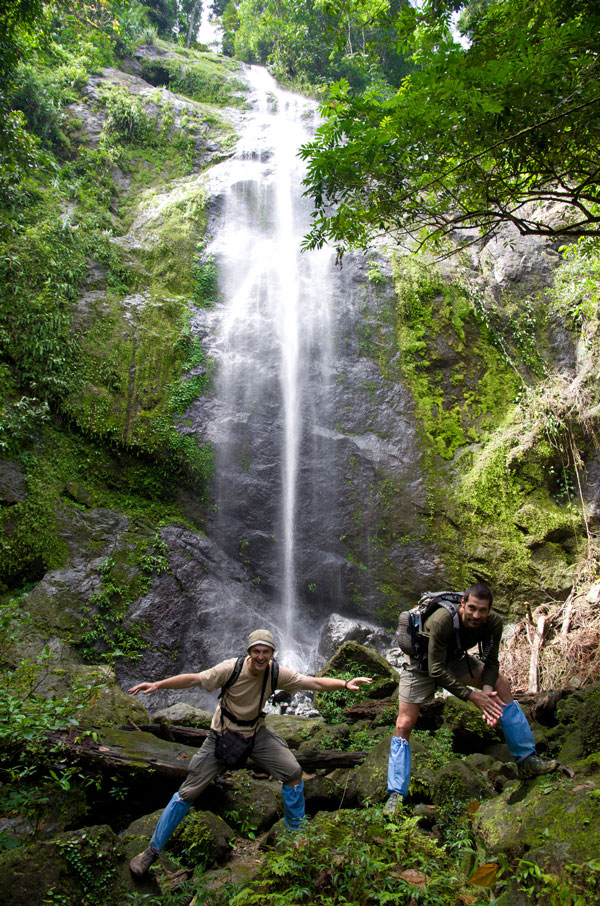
178,727,302,801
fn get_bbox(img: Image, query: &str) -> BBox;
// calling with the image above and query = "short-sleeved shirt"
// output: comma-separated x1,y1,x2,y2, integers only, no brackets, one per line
198,657,307,737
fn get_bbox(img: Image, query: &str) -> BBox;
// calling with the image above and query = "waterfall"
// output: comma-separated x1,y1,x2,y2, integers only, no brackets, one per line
203,67,336,670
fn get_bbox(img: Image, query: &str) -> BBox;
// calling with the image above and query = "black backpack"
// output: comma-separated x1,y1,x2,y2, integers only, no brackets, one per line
396,591,492,670
218,655,280,727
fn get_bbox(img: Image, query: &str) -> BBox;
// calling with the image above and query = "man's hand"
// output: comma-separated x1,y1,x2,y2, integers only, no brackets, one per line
346,677,373,692
128,681,161,696
469,688,505,727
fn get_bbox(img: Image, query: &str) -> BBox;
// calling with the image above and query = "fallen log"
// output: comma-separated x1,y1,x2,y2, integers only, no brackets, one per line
47,727,200,781
46,726,368,781
123,723,210,747
119,724,368,768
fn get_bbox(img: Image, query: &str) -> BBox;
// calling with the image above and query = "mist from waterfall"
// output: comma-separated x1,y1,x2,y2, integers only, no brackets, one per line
204,67,336,670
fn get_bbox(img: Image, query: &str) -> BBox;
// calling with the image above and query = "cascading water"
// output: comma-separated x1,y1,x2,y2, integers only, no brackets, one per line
203,67,337,671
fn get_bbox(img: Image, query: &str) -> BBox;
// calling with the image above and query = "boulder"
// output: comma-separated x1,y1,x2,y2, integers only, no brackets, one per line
200,845,263,891
169,809,235,869
263,713,325,748
36,661,148,729
318,641,400,700
153,703,214,728
200,772,284,834
0,460,27,505
298,723,351,752
352,733,391,806
0,824,158,905
317,614,393,659
429,759,495,806
472,759,600,871
555,684,600,760
122,809,163,860
441,696,503,754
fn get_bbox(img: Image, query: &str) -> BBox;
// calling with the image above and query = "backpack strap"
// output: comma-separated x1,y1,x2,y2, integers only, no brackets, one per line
419,596,463,653
438,599,463,653
219,657,277,728
218,655,245,700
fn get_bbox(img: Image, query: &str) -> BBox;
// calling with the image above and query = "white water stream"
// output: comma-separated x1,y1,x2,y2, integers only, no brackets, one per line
204,66,336,670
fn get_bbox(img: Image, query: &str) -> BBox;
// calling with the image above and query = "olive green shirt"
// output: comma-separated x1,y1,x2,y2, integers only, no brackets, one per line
197,657,306,737
423,608,503,702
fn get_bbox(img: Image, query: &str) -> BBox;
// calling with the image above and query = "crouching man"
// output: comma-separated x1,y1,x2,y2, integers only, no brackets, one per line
385,583,558,814
128,629,372,876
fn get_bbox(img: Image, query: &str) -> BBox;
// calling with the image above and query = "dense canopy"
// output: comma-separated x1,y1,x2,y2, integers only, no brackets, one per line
299,0,600,255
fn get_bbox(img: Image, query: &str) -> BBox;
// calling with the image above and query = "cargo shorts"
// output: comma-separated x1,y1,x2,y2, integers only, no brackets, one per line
398,654,482,705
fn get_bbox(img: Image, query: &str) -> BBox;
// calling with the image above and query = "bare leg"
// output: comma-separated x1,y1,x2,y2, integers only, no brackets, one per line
394,700,421,739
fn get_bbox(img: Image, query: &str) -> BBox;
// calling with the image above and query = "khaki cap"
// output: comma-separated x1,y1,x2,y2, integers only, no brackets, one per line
247,629,276,651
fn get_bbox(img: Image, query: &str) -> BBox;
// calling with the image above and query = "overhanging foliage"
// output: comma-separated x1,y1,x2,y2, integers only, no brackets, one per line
300,0,600,255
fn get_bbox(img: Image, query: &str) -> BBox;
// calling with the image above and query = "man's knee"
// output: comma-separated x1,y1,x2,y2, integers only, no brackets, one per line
395,702,420,738
285,768,303,786
494,673,513,700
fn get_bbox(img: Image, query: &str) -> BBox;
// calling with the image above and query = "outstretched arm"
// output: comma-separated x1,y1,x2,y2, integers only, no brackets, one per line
128,673,205,696
300,676,372,693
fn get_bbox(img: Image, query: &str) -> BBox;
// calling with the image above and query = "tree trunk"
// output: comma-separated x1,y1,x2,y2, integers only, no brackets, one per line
186,0,203,48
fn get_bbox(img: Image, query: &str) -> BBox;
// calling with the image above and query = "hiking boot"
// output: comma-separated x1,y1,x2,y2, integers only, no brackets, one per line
518,753,559,779
384,792,402,815
129,845,159,878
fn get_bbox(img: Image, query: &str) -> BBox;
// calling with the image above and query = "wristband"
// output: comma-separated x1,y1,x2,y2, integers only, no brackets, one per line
344,679,350,688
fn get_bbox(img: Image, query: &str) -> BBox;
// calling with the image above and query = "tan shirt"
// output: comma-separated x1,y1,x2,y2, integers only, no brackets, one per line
198,657,307,737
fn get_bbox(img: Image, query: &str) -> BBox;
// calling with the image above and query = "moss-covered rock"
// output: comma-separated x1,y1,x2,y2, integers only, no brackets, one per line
202,772,283,835
441,696,503,754
429,758,494,806
36,663,148,729
351,733,392,806
314,642,399,722
319,641,400,691
153,703,214,728
121,808,163,862
304,772,352,811
297,722,351,752
0,824,158,905
555,684,600,759
263,713,325,748
473,769,600,869
169,808,235,869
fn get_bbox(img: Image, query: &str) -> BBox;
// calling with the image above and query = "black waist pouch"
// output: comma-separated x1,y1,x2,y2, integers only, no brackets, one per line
215,730,255,769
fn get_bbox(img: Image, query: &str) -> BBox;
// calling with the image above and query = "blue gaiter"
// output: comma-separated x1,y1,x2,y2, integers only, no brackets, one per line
150,793,191,851
282,780,305,831
387,736,411,797
500,700,536,763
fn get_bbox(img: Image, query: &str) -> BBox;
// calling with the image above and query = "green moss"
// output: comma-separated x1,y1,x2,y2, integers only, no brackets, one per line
0,468,67,588
139,41,247,108
474,770,600,870
391,259,521,461
556,687,600,757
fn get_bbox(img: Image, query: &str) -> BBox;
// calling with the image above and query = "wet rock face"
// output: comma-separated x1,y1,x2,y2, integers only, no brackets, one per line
64,62,237,169
116,522,305,709
0,460,27,505
317,613,393,661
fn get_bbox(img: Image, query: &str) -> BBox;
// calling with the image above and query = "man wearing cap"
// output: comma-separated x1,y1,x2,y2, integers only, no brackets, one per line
127,629,372,878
